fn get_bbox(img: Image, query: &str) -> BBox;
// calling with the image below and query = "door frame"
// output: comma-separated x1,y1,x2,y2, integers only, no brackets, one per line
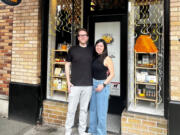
88,14,128,114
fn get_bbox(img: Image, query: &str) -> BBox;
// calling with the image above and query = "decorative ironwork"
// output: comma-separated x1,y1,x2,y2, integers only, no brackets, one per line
56,0,72,33
129,0,164,105
74,0,81,30
133,0,163,42
90,0,126,11
56,0,81,32
55,0,81,45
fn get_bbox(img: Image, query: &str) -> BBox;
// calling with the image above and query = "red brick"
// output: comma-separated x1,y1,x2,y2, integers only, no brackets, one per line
0,4,13,96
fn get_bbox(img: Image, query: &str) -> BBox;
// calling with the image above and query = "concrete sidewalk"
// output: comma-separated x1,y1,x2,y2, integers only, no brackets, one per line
0,116,33,135
0,116,118,135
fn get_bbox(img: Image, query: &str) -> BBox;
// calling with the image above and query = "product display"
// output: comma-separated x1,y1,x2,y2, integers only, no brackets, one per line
54,68,62,76
134,52,159,108
50,49,68,100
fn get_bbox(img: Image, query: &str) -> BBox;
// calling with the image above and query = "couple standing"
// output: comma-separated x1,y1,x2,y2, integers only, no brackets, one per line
65,28,115,135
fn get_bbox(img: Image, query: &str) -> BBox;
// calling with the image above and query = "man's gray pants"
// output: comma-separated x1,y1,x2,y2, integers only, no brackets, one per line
65,86,92,135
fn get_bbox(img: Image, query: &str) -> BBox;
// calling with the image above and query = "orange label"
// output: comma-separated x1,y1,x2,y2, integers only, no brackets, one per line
11,0,17,2
1,0,21,6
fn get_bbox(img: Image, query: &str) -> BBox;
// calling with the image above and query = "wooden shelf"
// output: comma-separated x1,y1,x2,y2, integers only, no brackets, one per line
51,76,66,78
53,62,66,65
136,82,158,85
135,52,157,54
134,52,158,108
136,96,156,102
53,49,68,52
52,88,67,92
136,67,156,70
50,49,68,101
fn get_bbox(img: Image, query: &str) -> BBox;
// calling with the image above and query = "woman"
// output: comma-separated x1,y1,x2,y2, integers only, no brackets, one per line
88,39,115,135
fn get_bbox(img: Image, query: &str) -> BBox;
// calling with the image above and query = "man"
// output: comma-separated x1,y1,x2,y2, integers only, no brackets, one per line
65,28,92,135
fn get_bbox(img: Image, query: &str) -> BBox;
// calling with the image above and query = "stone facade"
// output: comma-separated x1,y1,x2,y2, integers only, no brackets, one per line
0,0,41,117
0,0,41,96
11,0,41,84
170,0,180,101
0,3,13,96
43,100,68,126
121,111,167,135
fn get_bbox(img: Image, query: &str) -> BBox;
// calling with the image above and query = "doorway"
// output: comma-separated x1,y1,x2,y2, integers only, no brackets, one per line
88,14,127,133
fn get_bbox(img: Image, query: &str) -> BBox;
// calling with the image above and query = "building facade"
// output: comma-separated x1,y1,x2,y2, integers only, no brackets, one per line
0,0,180,135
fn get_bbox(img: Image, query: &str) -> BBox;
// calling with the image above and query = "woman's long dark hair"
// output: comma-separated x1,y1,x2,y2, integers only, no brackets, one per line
93,39,108,63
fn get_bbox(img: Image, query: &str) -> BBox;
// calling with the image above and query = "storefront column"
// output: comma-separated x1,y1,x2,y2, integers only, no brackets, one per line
8,0,42,124
168,0,180,135
0,2,14,117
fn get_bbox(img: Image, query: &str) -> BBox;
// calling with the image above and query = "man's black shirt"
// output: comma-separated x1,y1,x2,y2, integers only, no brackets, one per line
66,45,93,86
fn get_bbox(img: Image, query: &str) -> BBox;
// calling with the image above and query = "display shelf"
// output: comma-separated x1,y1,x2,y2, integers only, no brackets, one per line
53,62,66,65
136,67,157,70
51,88,68,92
135,82,158,85
136,97,156,102
52,76,66,78
50,49,68,101
134,52,158,108
53,49,68,52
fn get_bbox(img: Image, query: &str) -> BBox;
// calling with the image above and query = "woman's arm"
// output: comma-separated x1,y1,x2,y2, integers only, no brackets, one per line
96,56,115,92
103,56,115,84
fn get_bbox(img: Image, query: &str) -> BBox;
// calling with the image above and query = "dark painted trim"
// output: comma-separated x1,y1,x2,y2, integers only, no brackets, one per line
9,82,41,124
164,0,170,119
39,0,49,124
168,101,180,135
40,0,49,101
83,0,91,29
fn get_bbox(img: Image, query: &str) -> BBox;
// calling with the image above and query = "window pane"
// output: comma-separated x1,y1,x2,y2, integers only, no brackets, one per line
46,0,82,102
127,0,164,116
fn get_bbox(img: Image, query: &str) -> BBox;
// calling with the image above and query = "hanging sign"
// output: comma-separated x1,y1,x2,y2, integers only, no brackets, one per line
1,0,21,6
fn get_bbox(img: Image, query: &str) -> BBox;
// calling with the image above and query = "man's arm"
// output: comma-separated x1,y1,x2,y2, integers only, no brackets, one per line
65,61,73,93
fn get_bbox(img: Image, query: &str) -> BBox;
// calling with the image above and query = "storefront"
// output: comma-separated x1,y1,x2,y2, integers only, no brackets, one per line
42,0,169,134
0,0,180,134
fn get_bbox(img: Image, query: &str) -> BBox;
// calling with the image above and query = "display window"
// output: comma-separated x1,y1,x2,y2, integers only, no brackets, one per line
127,0,164,116
46,0,83,102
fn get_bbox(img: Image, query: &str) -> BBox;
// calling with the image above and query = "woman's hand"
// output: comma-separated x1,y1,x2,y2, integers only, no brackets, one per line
96,84,104,92
67,82,74,93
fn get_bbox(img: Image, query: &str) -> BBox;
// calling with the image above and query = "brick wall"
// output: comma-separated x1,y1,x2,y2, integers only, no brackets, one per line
121,111,167,135
0,0,41,96
11,0,41,84
170,0,180,101
43,100,68,126
0,3,13,96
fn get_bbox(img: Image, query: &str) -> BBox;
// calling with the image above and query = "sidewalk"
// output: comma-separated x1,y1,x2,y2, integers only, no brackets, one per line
0,116,32,135
0,116,118,135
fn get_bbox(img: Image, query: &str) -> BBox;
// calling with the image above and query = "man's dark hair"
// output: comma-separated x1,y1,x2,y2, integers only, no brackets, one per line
77,28,89,36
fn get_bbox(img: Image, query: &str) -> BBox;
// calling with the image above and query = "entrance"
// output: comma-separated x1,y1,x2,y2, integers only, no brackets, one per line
88,14,127,133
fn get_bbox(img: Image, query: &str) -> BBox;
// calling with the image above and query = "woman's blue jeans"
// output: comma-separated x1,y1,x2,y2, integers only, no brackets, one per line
88,79,110,135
